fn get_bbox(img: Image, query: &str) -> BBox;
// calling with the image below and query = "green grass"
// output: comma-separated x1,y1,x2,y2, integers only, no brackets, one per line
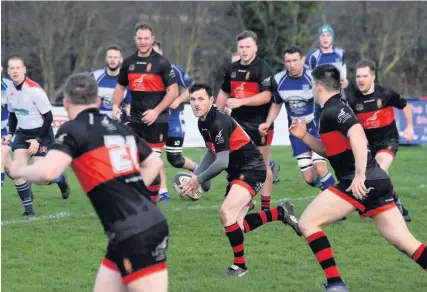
2,146,427,292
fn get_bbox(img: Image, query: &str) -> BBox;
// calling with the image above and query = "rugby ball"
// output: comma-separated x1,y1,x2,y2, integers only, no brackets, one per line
172,172,203,201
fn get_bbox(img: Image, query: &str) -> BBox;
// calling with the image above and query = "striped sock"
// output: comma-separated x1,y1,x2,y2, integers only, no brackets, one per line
243,208,283,233
148,175,161,204
412,244,427,270
1,173,5,187
307,231,342,284
261,195,271,210
320,172,336,190
225,223,246,269
16,182,34,213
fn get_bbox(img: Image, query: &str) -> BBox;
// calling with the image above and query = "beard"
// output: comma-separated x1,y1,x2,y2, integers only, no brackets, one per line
107,63,121,72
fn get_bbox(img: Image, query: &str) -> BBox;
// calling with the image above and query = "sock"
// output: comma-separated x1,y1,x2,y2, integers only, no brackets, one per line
148,175,161,204
269,160,275,168
320,172,336,190
260,195,271,210
308,176,323,189
53,174,65,185
16,183,34,213
412,244,427,270
159,188,168,198
306,231,342,284
225,223,246,269
243,207,283,233
1,173,5,187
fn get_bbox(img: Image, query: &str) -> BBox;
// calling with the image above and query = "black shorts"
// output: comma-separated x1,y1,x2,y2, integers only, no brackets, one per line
329,178,396,218
225,164,267,205
128,121,168,150
240,121,274,147
12,128,54,157
370,140,399,158
102,221,169,285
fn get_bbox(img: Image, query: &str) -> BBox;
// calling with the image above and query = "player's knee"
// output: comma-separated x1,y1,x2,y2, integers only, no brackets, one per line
313,160,327,174
166,152,185,168
219,206,235,226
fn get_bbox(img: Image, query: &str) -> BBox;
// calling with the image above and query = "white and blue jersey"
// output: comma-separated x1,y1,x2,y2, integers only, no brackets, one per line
304,47,346,80
1,77,13,136
89,69,131,116
272,69,320,156
168,64,193,138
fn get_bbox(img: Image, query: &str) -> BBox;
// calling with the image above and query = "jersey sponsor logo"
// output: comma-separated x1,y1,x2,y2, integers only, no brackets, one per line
261,76,271,87
302,84,310,92
152,236,168,261
363,98,375,104
128,73,165,92
337,108,352,124
129,64,135,71
215,129,224,144
14,108,30,116
366,187,375,194
356,107,395,129
356,104,364,111
231,71,237,78
169,69,176,79
230,81,260,99
54,133,67,145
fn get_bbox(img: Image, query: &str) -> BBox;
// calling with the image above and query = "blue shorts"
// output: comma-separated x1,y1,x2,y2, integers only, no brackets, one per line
1,127,7,137
168,109,185,138
289,121,320,157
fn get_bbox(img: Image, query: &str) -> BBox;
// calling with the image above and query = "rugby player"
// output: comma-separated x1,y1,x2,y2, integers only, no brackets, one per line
347,59,413,222
216,31,274,211
259,46,336,191
290,64,426,291
10,73,170,292
112,23,179,204
3,56,70,216
181,82,300,277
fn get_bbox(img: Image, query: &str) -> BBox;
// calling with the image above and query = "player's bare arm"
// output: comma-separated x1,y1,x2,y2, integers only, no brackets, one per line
112,83,126,120
216,89,229,111
289,117,327,157
170,88,190,110
142,83,178,126
345,124,368,199
402,104,414,142
226,90,271,110
259,102,282,136
9,150,72,184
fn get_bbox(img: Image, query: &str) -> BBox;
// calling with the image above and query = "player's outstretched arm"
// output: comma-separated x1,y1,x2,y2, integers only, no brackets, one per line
196,151,229,184
139,152,163,187
9,150,72,184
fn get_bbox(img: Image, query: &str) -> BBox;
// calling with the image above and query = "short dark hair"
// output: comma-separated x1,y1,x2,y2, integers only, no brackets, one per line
8,56,25,66
105,44,123,54
283,46,303,57
236,30,257,43
189,82,213,97
134,22,153,34
356,59,376,74
311,64,341,91
63,73,98,105
153,40,161,48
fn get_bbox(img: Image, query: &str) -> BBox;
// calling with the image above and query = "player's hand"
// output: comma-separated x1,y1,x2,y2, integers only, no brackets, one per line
170,99,181,110
341,79,349,89
258,123,270,136
226,98,243,110
346,173,367,200
142,108,160,126
403,126,414,142
112,106,121,120
289,118,307,140
180,174,200,196
26,139,40,155
2,134,12,145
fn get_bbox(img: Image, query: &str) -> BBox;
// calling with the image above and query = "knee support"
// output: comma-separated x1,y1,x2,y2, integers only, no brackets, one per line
297,156,313,171
167,152,185,168
312,152,327,164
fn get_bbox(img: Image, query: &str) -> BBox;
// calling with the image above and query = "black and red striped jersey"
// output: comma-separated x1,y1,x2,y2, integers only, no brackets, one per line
347,85,407,146
319,95,379,180
221,56,273,125
198,106,265,174
118,50,177,124
51,108,166,243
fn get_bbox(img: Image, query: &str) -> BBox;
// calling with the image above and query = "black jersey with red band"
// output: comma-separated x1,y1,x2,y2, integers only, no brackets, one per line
319,95,377,180
221,56,273,125
50,108,166,244
347,85,407,145
198,106,265,174
118,50,177,124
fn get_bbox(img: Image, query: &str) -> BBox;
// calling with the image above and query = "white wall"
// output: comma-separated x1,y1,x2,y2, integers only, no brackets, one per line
52,105,291,147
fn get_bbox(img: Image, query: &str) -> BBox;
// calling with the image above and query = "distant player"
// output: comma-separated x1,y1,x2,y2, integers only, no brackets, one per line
181,82,300,277
217,31,274,211
347,59,413,222
230,52,281,185
89,44,131,118
1,65,13,187
3,56,70,216
290,64,426,291
152,40,200,203
9,73,169,292
260,46,336,192
112,23,179,204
